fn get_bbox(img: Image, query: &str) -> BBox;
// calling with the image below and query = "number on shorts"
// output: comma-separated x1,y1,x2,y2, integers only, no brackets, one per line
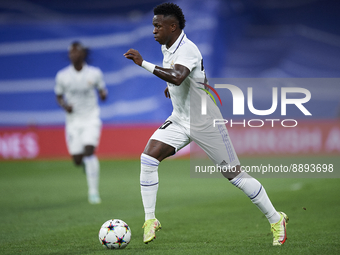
159,120,172,130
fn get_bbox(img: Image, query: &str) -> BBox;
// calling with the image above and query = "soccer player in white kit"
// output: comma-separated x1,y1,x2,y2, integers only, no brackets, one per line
55,41,107,204
124,3,288,246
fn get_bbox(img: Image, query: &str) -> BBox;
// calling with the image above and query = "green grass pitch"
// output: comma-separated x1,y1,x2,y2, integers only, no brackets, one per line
0,156,340,254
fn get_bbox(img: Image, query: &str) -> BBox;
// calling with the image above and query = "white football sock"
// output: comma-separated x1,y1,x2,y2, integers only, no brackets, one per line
83,155,100,196
140,153,159,221
230,171,281,224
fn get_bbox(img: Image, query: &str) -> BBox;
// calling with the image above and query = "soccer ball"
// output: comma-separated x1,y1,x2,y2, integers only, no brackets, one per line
98,219,131,249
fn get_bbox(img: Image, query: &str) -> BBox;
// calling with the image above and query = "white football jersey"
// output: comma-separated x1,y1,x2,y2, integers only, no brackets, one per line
55,64,105,124
162,31,222,129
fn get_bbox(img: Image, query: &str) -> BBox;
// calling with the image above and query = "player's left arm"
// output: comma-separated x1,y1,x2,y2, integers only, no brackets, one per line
164,87,170,98
124,48,190,86
98,89,107,101
96,69,108,101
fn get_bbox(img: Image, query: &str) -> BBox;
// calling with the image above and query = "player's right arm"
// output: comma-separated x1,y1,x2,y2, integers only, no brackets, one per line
56,95,73,113
123,48,189,86
153,64,189,86
55,71,73,113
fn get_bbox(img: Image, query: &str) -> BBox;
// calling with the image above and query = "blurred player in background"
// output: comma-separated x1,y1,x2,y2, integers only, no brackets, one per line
124,3,288,246
55,41,107,204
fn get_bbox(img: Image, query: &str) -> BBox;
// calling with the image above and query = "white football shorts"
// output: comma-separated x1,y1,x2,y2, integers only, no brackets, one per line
65,120,102,155
150,118,240,167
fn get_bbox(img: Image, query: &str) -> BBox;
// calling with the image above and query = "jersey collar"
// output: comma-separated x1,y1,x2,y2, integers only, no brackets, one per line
165,30,185,54
71,62,87,72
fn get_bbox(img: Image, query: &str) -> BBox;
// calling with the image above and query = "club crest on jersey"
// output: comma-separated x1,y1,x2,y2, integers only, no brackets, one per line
87,80,94,87
170,61,174,69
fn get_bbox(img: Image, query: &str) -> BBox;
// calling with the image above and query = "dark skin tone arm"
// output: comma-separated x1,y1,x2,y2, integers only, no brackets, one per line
123,49,190,86
98,89,108,101
56,94,73,113
155,64,190,86
56,89,107,113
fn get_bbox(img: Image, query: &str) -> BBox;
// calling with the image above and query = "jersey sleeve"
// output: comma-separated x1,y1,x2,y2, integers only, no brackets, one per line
174,44,200,72
54,72,64,95
95,69,106,90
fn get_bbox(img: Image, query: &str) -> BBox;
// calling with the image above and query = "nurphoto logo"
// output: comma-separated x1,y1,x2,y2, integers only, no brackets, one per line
197,82,222,107
199,82,312,128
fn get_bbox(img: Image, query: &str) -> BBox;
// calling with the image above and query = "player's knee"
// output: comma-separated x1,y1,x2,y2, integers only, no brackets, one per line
143,140,175,162
141,153,160,170
221,165,242,180
84,145,95,157
73,159,83,166
72,155,83,166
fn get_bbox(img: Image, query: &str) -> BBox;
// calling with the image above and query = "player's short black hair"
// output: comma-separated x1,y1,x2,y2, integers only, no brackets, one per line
69,41,88,58
154,2,186,30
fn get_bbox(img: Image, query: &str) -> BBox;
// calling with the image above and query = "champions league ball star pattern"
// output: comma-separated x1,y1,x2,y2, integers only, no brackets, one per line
98,219,131,249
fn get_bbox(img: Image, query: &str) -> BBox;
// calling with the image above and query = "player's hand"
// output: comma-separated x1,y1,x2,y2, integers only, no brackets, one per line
99,89,107,101
164,87,171,98
63,104,73,113
123,49,143,66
